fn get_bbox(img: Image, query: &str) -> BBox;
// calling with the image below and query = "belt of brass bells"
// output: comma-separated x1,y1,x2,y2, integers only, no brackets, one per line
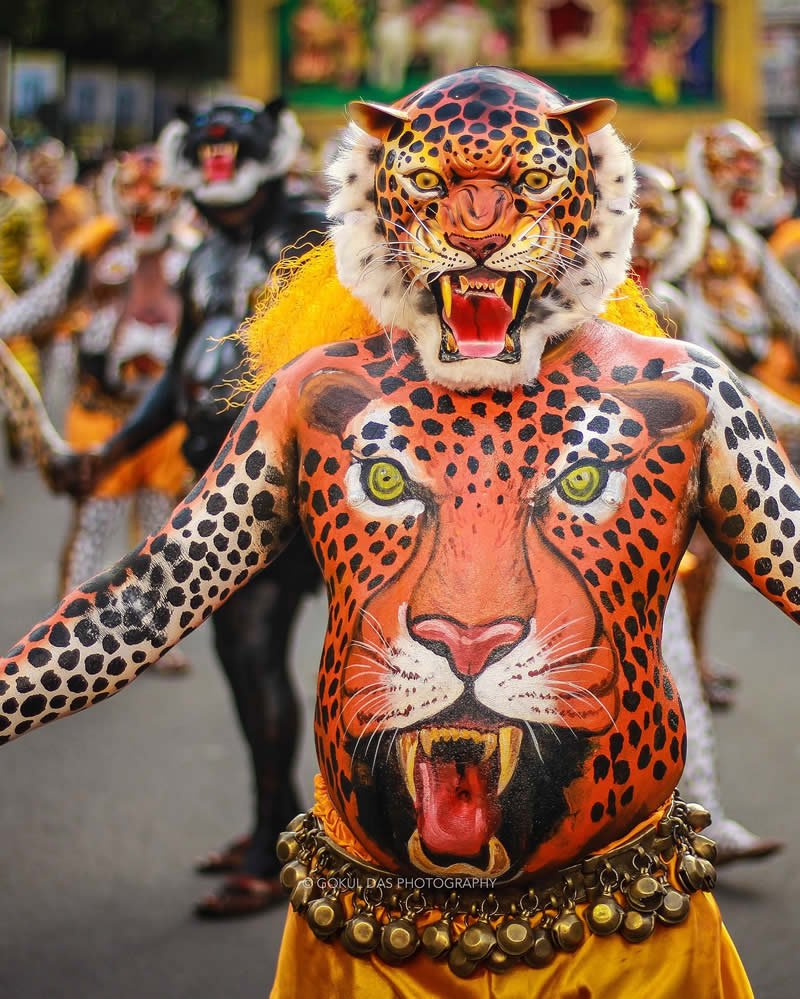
276,791,716,978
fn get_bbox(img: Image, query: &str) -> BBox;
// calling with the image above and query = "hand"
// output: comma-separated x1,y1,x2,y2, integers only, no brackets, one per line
64,215,120,260
44,447,109,497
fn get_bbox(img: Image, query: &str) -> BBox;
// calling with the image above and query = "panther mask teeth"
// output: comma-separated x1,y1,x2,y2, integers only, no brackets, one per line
435,271,532,363
198,141,239,183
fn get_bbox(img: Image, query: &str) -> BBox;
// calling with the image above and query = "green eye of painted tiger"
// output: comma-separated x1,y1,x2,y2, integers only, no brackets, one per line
366,460,406,503
557,463,608,504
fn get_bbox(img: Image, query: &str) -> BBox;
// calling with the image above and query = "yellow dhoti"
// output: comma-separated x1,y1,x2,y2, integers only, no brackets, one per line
271,890,750,999
270,778,753,999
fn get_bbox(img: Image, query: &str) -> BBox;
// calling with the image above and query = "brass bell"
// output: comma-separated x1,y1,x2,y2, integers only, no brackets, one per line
421,917,453,959
379,917,419,962
523,926,556,968
486,947,519,973
586,892,625,935
275,831,299,863
279,859,309,893
697,857,717,890
677,853,705,893
626,874,665,912
657,888,691,925
653,837,675,861
657,817,674,838
496,916,534,956
341,911,381,955
551,908,585,952
621,909,655,943
289,876,317,912
448,943,478,978
460,919,497,961
287,812,307,832
692,834,718,863
684,803,712,831
305,896,345,939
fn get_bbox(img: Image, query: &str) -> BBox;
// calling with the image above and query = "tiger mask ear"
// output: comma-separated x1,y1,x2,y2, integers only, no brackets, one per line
349,100,410,139
546,98,617,136
298,369,377,438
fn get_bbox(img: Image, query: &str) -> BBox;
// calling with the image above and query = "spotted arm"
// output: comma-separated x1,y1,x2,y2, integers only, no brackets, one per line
698,359,800,623
0,252,86,342
0,370,300,744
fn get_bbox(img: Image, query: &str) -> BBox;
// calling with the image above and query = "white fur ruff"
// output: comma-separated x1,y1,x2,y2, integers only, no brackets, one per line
327,120,637,390
656,188,709,284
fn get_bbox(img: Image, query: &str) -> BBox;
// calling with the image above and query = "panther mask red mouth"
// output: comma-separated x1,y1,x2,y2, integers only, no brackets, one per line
199,141,239,183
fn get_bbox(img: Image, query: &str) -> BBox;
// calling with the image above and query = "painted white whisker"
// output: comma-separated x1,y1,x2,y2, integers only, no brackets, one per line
348,700,392,749
350,640,393,665
522,719,544,763
547,680,619,731
359,606,391,648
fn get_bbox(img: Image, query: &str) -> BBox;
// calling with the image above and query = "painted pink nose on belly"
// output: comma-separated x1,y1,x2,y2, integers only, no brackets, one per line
410,617,525,677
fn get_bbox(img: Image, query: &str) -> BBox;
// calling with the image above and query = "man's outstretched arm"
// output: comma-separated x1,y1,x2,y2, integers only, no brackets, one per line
696,346,800,622
0,368,300,744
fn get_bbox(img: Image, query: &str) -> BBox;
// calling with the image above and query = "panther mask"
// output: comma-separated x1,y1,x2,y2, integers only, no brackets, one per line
158,97,303,209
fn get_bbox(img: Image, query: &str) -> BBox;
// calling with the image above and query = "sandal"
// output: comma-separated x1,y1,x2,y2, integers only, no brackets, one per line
151,649,191,676
715,838,784,866
701,666,739,711
194,874,284,918
195,834,252,874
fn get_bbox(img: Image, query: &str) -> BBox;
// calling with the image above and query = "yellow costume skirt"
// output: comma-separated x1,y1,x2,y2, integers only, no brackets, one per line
271,893,751,998
270,778,753,999
65,401,189,498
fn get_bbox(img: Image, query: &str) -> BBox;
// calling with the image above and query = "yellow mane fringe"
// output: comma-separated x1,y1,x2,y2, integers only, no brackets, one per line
240,241,667,390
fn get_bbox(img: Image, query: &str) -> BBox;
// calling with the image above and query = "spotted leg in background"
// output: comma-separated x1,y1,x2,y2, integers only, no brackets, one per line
661,589,783,863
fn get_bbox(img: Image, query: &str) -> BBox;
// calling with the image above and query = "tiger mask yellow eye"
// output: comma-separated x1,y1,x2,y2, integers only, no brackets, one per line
557,463,608,504
365,460,407,503
520,169,551,192
410,170,444,193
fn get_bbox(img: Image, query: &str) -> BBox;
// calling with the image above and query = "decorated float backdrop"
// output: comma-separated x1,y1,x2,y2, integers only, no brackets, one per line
231,0,759,161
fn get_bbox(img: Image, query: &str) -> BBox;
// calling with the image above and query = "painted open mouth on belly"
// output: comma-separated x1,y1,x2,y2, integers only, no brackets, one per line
433,269,531,363
397,724,522,865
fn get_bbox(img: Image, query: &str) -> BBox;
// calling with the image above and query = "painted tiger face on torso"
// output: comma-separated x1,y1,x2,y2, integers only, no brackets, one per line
298,323,706,881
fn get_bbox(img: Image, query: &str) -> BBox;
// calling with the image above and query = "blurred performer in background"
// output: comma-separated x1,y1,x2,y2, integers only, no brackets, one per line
0,146,193,684
18,137,98,412
51,98,325,916
680,122,800,709
0,129,53,292
686,121,800,402
630,162,783,863
0,127,54,463
21,138,97,253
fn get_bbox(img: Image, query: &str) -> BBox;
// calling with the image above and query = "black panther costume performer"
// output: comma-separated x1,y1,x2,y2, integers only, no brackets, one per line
53,98,324,916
